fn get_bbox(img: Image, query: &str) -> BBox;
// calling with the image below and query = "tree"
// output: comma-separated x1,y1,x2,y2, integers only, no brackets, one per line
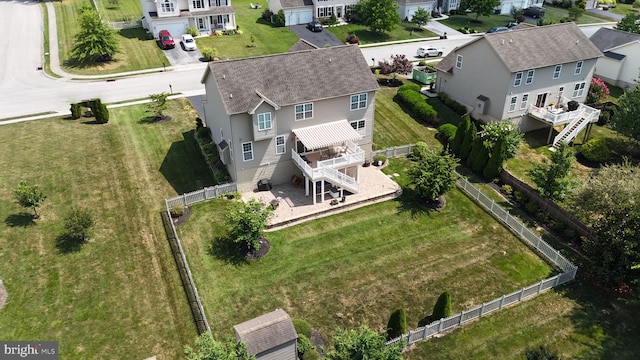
452,115,471,156
273,9,286,27
616,13,640,34
353,0,401,33
511,6,525,22
480,120,524,160
459,0,501,20
225,199,273,251
14,181,46,219
432,291,452,321
411,7,430,27
147,92,170,120
483,136,505,179
527,142,575,202
64,207,95,242
468,136,490,172
567,5,585,21
184,332,254,360
386,307,407,340
71,9,119,63
586,77,610,104
408,149,458,201
611,83,640,142
325,326,403,360
459,122,477,162
525,345,561,360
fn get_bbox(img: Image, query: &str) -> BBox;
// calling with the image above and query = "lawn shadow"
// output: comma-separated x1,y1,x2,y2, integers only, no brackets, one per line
208,236,247,266
159,130,216,194
55,233,83,254
5,213,36,227
394,189,433,219
119,28,149,41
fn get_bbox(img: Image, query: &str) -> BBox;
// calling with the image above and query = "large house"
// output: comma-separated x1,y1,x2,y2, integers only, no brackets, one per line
267,0,358,25
200,45,379,200
435,22,602,145
140,0,236,38
234,309,298,360
397,0,436,21
589,27,640,90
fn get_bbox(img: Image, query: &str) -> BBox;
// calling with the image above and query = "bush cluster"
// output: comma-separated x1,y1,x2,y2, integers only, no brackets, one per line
292,319,312,338
437,92,467,115
396,87,438,125
72,99,109,123
580,137,610,162
457,26,478,34
438,123,457,146
273,10,285,27
201,47,217,61
186,27,199,37
261,9,273,21
197,126,211,139
170,205,185,218
70,103,82,119
345,34,360,44
412,141,430,160
373,153,387,165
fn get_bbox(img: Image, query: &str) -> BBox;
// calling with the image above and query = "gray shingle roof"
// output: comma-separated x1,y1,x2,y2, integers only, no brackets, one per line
234,309,297,356
288,39,319,52
436,22,602,74
589,27,640,52
395,0,435,5
278,0,313,9
203,45,380,115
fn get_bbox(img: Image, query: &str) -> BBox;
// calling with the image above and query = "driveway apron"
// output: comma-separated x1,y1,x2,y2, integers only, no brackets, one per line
289,25,344,47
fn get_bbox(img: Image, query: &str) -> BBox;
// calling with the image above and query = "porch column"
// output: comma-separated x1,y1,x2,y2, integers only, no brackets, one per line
320,181,325,203
547,125,554,144
312,180,317,205
305,175,309,196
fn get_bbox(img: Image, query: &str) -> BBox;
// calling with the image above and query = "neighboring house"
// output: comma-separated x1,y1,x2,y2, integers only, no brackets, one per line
435,22,602,145
397,0,436,21
200,45,379,201
234,309,298,360
140,0,236,38
437,0,542,15
589,27,640,89
267,0,357,25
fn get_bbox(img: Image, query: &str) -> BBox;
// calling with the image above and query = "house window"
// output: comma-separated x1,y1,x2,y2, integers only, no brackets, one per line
275,135,286,155
295,103,313,120
558,86,564,99
455,55,463,69
242,142,253,161
514,72,523,87
572,82,586,98
257,112,272,131
318,6,333,17
161,0,175,12
553,65,562,79
574,61,583,75
350,93,367,110
508,95,517,112
520,94,529,110
192,0,204,9
525,70,535,85
350,120,366,136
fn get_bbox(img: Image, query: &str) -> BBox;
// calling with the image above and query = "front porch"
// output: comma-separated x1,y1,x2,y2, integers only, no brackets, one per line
527,100,600,146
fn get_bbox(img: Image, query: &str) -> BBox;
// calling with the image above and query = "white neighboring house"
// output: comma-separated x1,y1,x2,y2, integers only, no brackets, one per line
589,27,640,89
141,0,237,38
267,0,314,26
397,0,436,22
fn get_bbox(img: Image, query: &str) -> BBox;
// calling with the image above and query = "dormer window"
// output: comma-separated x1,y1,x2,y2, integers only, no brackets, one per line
161,0,175,12
257,112,272,131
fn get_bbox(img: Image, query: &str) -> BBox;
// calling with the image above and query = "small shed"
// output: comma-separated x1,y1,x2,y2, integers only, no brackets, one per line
233,309,298,360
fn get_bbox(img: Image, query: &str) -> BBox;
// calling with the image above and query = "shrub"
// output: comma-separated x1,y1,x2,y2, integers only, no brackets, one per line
432,291,452,321
386,307,407,340
292,319,313,338
459,122,477,162
170,205,185,218
345,34,360,44
297,334,315,358
418,60,427,66
525,200,539,214
202,143,215,154
468,136,490,172
89,99,109,124
261,8,274,21
303,350,320,360
195,117,204,129
213,171,230,184
373,154,387,165
452,115,470,155
398,83,421,93
64,207,94,241
273,9,286,27
327,13,338,26
438,124,457,145
580,137,610,162
201,47,217,61
483,137,505,180
587,77,610,104
186,27,199,37
197,126,211,138
635,0,640,8
70,103,82,119
396,89,438,124
437,92,467,115
514,190,528,204
501,184,513,195
412,141,430,159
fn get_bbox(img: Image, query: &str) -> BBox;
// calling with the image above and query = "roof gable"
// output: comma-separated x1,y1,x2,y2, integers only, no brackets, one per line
234,309,297,356
203,45,380,115
590,27,640,52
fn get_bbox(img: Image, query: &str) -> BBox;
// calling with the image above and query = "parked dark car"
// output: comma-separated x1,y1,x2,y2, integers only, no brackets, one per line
306,21,323,32
486,26,511,34
158,29,175,49
523,7,545,19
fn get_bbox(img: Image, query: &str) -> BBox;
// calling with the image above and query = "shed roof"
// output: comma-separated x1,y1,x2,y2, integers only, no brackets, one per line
589,27,640,52
234,309,297,356
202,45,379,115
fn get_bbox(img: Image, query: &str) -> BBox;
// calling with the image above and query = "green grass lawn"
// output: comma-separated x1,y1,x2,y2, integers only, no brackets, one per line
327,22,437,45
0,99,214,358
439,13,515,33
609,3,640,16
543,5,617,24
54,0,167,75
95,0,142,22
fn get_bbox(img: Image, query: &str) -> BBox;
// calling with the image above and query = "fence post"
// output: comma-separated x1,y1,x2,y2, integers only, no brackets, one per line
459,310,464,325
554,274,560,287
182,193,187,206
520,222,525,235
537,279,544,294
479,302,485,317
518,287,525,301
437,319,443,332
554,249,560,264
499,295,505,308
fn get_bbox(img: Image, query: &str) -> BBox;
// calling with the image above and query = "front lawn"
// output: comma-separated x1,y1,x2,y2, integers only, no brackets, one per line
439,14,516,33
327,22,437,45
95,0,142,22
543,6,617,24
0,99,213,358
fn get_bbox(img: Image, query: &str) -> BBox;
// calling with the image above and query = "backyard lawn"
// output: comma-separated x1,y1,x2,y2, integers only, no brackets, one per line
0,99,213,358
95,0,142,22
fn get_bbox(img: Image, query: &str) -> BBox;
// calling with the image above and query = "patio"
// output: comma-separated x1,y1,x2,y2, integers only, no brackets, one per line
242,164,402,231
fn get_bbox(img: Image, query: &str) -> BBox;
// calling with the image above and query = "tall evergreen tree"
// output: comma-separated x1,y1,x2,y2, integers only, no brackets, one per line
432,291,452,321
386,307,407,340
483,137,505,179
468,137,490,172
460,122,477,162
71,9,119,63
452,115,470,156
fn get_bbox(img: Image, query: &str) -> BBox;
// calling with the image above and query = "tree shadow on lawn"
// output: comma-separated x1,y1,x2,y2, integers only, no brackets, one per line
55,233,84,254
394,189,438,219
119,28,149,41
160,130,216,195
4,213,36,227
208,236,248,266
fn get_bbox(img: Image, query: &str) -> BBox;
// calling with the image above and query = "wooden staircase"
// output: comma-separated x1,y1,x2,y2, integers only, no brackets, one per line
552,107,600,148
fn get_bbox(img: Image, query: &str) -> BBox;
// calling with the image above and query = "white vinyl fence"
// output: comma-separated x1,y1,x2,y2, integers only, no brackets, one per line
166,183,237,209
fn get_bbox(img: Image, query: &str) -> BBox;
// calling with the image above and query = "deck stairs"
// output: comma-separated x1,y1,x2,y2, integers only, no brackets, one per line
552,107,600,148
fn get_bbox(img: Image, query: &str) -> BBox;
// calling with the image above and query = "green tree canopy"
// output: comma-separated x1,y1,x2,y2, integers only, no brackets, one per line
14,180,47,219
225,199,273,251
71,9,119,63
409,149,458,201
611,83,640,141
483,136,505,180
527,142,575,202
184,332,254,360
148,92,170,119
459,0,501,20
386,307,407,340
411,7,430,27
64,207,95,242
452,115,471,156
616,13,640,34
480,120,524,160
432,290,452,320
325,326,403,360
353,0,401,33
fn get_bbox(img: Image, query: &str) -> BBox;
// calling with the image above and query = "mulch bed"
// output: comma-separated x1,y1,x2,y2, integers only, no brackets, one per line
415,195,446,211
311,329,328,356
240,237,270,260
171,206,191,227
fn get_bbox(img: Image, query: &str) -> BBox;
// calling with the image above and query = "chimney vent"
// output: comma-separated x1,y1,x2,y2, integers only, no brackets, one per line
229,93,233,99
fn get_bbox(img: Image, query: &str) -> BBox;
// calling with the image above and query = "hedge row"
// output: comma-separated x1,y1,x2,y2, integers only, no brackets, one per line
437,92,467,115
69,98,109,124
396,87,438,125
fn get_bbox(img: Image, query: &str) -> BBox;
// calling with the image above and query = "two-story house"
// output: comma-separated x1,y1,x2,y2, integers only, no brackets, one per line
267,0,358,25
590,27,640,90
397,0,437,21
141,0,236,38
200,45,379,201
435,22,602,145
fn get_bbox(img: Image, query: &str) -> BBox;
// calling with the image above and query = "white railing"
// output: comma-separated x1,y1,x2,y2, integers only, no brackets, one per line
528,104,582,125
552,106,600,146
291,151,359,193
165,183,237,209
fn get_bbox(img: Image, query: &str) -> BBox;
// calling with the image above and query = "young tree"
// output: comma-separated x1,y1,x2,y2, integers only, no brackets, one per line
325,326,403,360
409,149,458,202
483,136,505,180
431,291,452,321
510,6,525,22
411,7,430,27
611,83,640,141
452,115,471,156
525,345,561,360
14,181,46,219
527,142,575,202
468,136,490,172
71,9,119,63
586,77,610,104
480,120,524,160
459,122,477,162
64,207,95,242
567,5,585,21
184,332,254,360
225,199,273,251
616,13,640,34
147,92,170,120
459,0,501,20
386,307,407,340
353,0,401,33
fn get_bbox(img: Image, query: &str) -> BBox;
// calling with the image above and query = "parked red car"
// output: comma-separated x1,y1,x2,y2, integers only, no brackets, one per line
158,29,175,50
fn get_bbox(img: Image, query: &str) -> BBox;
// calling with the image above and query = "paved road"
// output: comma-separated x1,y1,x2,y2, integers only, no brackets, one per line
289,24,344,48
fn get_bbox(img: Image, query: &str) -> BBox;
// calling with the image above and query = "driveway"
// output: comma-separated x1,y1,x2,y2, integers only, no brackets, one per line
587,8,624,21
289,25,344,48
161,42,204,66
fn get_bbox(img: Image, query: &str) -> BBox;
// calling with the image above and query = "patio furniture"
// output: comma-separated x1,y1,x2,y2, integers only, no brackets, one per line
257,179,272,191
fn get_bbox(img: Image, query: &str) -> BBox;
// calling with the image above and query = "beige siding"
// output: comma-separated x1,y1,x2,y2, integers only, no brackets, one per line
616,43,640,89
203,77,236,180
252,102,277,141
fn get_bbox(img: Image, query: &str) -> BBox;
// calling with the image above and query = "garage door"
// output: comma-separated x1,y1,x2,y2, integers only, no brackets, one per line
298,10,312,25
156,22,187,38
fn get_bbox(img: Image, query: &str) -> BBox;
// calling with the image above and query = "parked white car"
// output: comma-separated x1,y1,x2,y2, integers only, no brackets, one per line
416,47,443,58
181,34,197,51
